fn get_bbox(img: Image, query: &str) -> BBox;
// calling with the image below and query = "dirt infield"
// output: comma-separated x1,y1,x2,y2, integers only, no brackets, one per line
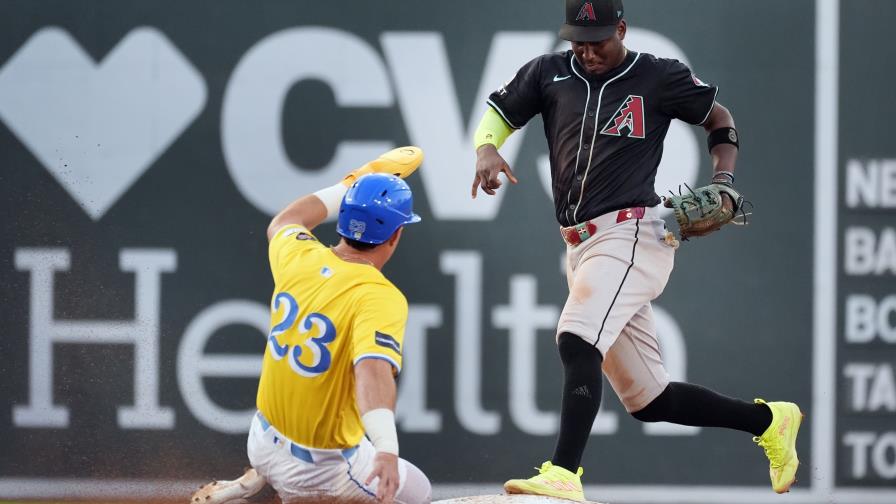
1,497,606,504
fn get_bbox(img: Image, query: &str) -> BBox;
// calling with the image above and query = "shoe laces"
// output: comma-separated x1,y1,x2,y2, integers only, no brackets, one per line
535,461,584,478
753,436,785,468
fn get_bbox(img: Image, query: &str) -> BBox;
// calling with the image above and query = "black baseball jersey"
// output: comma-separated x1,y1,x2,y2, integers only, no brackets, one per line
488,50,718,227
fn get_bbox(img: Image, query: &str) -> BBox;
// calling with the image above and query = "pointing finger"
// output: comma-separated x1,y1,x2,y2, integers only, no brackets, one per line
503,164,519,184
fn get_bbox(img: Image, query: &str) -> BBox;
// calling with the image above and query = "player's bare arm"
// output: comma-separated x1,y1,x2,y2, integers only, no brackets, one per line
703,101,737,174
702,101,739,211
267,194,329,240
355,359,400,504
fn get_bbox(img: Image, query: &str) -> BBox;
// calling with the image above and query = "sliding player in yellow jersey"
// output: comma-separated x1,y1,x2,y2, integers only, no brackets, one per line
193,147,431,504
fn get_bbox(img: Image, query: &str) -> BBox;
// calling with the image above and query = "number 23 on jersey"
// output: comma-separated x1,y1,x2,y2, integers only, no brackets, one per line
267,292,336,377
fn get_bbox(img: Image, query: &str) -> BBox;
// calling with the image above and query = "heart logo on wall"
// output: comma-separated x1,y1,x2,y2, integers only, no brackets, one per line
0,27,207,220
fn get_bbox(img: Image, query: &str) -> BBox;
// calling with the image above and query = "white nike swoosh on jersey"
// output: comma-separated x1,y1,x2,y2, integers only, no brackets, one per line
553,74,571,82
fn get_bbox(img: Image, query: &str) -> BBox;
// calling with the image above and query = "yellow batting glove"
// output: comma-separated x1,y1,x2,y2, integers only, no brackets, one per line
341,146,424,187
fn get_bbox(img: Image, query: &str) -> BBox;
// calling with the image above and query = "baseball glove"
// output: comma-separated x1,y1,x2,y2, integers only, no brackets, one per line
662,183,748,240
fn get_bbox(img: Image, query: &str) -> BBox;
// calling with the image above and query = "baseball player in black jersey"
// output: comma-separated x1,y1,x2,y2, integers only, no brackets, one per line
471,0,802,500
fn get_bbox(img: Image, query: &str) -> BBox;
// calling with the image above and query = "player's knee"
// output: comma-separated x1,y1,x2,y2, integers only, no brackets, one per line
631,383,673,423
395,460,431,504
631,406,660,423
558,332,602,366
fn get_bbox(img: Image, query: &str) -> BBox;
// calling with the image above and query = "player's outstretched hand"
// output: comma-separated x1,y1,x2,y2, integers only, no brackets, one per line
366,452,400,504
472,144,518,198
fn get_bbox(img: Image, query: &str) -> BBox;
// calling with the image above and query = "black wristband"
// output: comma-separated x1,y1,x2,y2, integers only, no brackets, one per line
708,127,739,153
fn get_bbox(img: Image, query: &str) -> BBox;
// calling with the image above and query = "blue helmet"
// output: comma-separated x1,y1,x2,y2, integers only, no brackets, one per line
337,173,422,244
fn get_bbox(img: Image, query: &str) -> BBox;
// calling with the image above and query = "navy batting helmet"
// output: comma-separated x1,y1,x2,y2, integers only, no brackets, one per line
337,173,421,244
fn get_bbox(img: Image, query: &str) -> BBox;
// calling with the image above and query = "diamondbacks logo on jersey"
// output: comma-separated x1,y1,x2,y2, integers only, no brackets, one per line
576,2,597,21
600,95,645,138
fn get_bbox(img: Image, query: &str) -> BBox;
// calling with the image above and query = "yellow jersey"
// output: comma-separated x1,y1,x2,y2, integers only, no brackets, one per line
256,224,407,449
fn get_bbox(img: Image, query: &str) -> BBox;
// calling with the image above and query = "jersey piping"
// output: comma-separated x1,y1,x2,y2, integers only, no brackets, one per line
566,52,593,225
595,218,640,348
697,86,720,125
353,353,401,373
486,98,522,129
573,52,642,223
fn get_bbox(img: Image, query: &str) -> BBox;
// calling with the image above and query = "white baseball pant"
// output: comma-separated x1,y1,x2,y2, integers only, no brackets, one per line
247,412,431,503
557,206,677,413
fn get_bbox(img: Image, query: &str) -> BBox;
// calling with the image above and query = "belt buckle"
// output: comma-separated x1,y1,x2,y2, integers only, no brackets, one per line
574,222,594,242
563,221,596,246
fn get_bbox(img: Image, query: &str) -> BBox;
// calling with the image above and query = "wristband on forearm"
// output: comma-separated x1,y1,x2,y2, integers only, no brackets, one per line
707,127,739,153
474,107,515,150
361,408,399,455
711,170,735,186
312,183,348,218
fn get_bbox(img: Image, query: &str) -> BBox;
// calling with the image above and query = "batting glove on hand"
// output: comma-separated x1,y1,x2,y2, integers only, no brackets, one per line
342,146,423,187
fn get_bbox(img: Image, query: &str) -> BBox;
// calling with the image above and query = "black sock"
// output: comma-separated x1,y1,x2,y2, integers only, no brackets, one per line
632,382,773,436
551,332,603,473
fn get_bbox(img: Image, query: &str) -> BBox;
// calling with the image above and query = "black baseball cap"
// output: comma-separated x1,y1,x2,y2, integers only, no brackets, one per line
559,0,625,42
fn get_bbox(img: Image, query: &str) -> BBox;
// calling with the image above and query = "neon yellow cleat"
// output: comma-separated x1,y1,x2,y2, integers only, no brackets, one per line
342,146,424,186
504,461,585,502
753,399,803,493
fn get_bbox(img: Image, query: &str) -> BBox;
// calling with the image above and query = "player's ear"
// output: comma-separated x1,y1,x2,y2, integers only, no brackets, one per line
617,20,627,40
387,227,403,248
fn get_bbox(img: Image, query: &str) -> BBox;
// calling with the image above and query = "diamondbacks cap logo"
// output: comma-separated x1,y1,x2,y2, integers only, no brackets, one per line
576,2,597,21
600,95,646,139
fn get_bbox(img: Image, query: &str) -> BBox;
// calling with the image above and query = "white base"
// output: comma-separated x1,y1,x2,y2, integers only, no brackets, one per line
434,496,605,504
